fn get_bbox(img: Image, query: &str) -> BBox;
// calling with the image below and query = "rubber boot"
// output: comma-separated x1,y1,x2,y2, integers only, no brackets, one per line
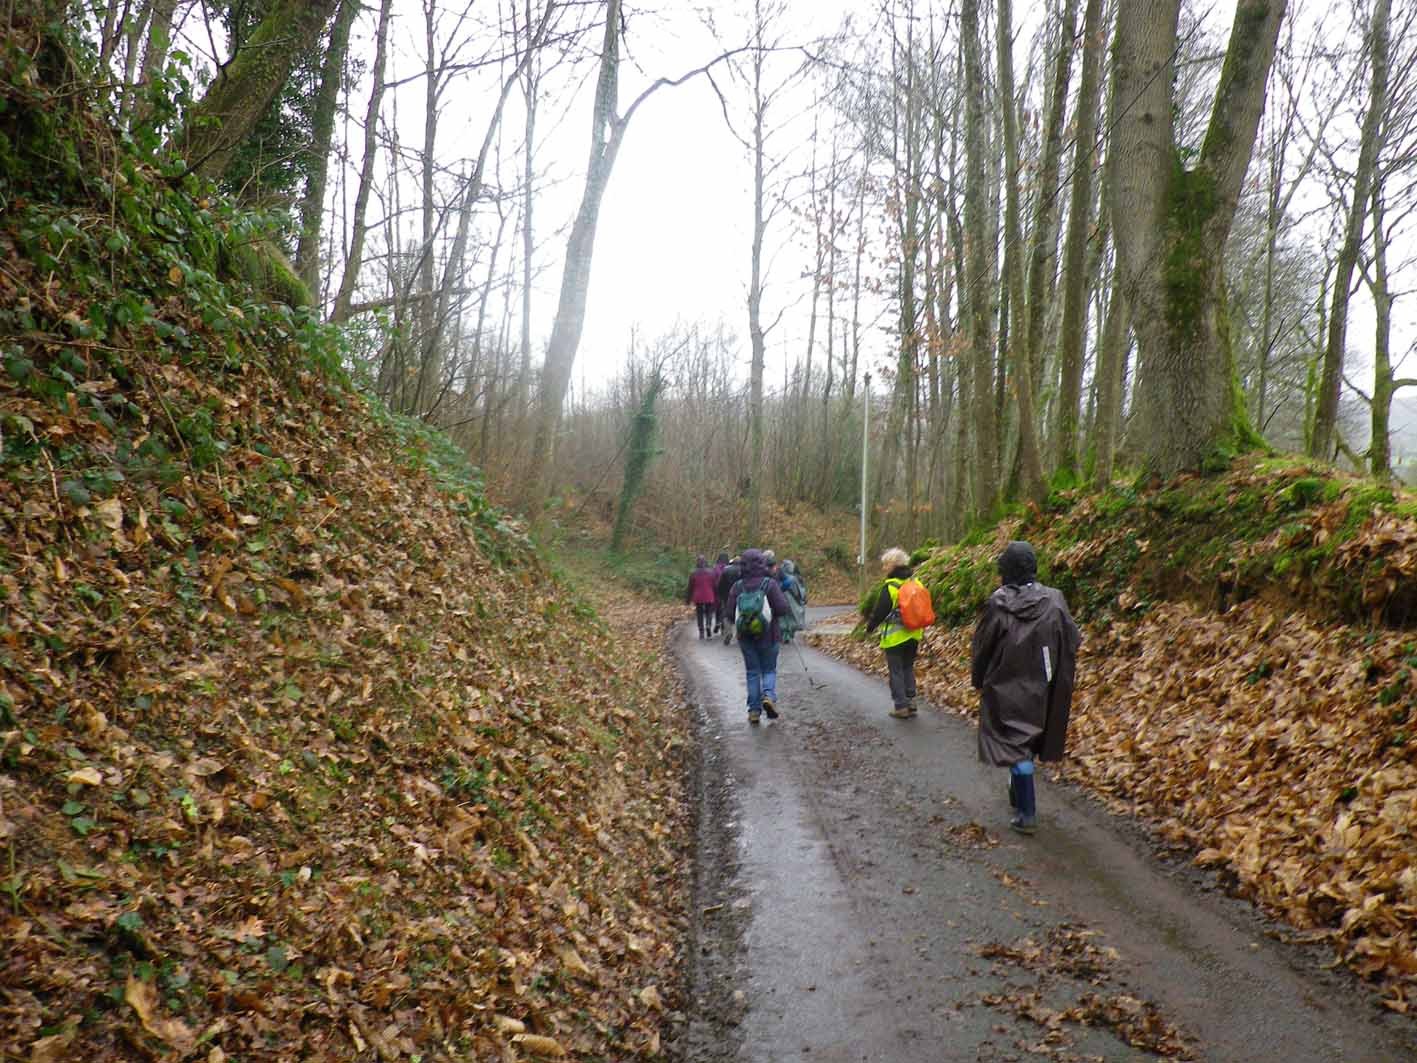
1009,763,1037,835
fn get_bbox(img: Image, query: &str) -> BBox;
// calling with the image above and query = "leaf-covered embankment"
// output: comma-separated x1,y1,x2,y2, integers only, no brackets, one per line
818,461,1417,1013
1,22,690,1061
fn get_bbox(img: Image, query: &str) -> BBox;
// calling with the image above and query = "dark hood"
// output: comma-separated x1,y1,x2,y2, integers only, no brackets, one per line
997,541,1037,587
740,548,770,578
992,581,1050,620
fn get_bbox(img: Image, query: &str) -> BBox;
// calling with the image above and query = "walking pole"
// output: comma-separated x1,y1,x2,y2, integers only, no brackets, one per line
791,638,826,690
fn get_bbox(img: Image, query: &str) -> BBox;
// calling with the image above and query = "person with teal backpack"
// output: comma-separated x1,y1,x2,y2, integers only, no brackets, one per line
864,547,932,719
778,559,808,642
727,548,791,725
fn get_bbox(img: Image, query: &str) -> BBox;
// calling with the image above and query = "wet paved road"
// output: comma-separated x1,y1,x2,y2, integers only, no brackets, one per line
676,609,1416,1063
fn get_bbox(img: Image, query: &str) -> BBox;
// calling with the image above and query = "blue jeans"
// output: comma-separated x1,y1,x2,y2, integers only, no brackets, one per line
738,638,779,713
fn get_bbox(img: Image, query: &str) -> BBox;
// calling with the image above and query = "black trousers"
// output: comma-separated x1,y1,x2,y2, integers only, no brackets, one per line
695,602,714,635
884,640,919,707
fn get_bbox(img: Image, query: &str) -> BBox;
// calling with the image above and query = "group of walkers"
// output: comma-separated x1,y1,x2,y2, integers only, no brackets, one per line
685,549,809,724
686,539,1080,836
685,550,808,644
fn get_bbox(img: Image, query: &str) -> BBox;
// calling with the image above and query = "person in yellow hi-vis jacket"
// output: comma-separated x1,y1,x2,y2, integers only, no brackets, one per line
864,547,926,719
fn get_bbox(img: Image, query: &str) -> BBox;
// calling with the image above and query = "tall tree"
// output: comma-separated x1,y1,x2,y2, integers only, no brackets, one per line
514,0,542,455
744,0,772,543
961,0,999,515
1109,0,1286,478
330,0,392,324
1052,0,1099,481
522,0,737,520
295,0,359,294
997,0,1047,503
1311,0,1391,460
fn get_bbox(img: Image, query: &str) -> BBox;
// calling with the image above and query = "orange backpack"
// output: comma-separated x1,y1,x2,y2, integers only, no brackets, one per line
896,578,936,629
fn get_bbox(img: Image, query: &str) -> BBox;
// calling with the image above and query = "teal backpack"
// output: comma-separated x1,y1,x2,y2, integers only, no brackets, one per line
734,581,773,637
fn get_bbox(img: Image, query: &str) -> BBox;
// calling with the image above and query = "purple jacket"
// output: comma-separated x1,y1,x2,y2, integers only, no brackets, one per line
727,548,791,643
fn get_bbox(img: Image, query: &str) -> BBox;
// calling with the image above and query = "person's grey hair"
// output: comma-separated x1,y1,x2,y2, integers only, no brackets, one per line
879,547,910,571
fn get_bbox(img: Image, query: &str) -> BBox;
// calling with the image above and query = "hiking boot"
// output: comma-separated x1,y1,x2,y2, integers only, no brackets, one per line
762,697,778,720
748,710,761,725
1009,814,1038,835
906,699,918,717
889,706,911,719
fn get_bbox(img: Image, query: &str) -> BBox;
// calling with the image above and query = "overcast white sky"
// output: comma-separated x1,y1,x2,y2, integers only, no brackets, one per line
170,0,1417,432
523,0,870,393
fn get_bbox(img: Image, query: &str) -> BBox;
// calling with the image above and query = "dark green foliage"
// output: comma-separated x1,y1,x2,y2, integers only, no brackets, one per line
611,371,665,554
908,457,1417,632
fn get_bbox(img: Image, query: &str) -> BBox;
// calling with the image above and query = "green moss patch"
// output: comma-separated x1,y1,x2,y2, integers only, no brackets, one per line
905,456,1417,631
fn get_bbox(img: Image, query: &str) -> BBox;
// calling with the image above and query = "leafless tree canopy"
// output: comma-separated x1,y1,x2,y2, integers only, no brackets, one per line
75,0,1417,556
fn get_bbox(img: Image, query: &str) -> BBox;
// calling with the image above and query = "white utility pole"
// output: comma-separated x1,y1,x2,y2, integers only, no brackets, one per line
859,371,871,598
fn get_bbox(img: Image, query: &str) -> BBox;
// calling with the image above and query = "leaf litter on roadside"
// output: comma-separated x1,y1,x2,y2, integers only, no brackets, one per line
1,249,694,1059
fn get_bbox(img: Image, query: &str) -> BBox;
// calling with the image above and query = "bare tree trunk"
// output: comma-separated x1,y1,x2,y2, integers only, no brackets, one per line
846,165,867,403
1312,0,1390,460
524,0,628,517
799,118,823,500
818,133,840,505
330,0,392,324
998,0,1047,503
962,0,999,516
1052,0,1101,479
514,0,540,455
1091,263,1130,488
874,10,923,542
295,0,359,297
98,0,127,68
745,17,768,543
1369,182,1394,479
411,0,441,415
137,0,179,91
118,2,150,121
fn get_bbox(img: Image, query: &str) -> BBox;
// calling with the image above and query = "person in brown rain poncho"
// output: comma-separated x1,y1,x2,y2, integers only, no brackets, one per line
971,541,1081,835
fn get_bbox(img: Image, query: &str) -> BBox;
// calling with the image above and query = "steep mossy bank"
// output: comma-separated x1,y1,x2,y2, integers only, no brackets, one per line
911,456,1417,631
1,18,688,1062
